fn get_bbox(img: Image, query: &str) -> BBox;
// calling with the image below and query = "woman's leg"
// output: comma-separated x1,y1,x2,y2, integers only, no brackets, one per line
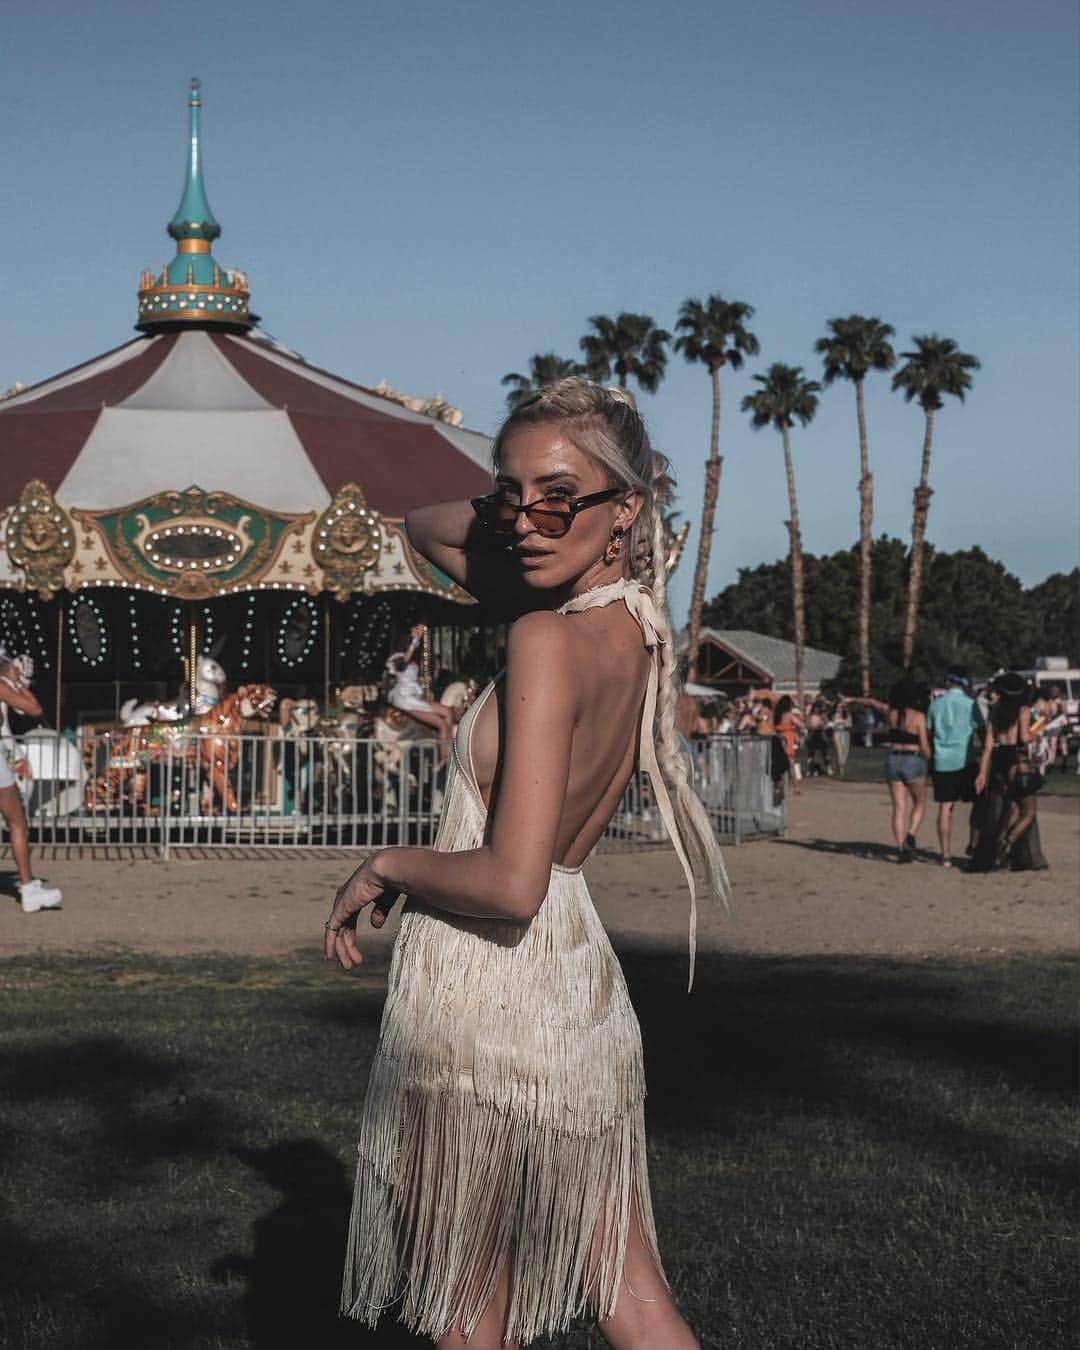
435,1261,520,1350
888,781,907,849
908,775,927,839
0,785,33,883
596,1209,699,1349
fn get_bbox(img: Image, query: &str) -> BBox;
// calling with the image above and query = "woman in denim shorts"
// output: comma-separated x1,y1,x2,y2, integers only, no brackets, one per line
847,679,931,861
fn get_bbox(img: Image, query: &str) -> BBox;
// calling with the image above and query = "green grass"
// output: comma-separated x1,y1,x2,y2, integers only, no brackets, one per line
832,746,1080,795
1,950,1076,1349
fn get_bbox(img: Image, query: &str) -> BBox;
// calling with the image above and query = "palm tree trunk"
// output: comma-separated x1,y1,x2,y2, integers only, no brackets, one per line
782,423,806,710
903,404,936,668
855,378,873,696
685,364,723,678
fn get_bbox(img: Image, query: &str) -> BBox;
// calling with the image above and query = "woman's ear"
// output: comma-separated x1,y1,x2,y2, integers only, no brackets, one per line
615,489,644,532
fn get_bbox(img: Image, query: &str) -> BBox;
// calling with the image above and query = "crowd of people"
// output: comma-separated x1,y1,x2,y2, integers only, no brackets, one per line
683,669,1071,871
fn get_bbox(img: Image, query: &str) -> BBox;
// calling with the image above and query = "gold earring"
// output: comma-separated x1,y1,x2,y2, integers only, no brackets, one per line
603,527,624,565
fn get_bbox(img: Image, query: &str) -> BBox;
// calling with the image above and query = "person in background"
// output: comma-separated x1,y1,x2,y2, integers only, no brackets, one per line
926,668,983,867
386,624,457,764
972,672,1048,871
0,651,63,913
848,681,931,862
831,698,851,775
750,688,802,798
804,702,830,777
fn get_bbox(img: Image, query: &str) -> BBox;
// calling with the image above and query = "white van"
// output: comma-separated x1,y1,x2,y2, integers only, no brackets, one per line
1030,657,1079,728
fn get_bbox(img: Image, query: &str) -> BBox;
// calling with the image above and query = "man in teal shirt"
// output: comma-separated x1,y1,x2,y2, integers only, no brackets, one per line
927,669,983,866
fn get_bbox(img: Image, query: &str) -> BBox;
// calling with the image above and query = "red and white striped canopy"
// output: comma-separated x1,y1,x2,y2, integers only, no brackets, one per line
0,331,493,601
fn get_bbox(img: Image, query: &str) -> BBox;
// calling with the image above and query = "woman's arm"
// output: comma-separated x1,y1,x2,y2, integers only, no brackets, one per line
917,712,932,761
975,722,994,794
0,672,43,719
845,695,888,713
404,500,531,614
326,612,577,964
1018,705,1032,746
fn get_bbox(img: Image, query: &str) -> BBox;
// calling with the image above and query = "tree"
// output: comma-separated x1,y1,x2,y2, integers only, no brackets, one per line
500,352,584,410
892,335,980,667
674,294,759,677
579,312,670,394
702,537,1040,690
741,364,821,707
815,314,895,697
1027,569,1080,666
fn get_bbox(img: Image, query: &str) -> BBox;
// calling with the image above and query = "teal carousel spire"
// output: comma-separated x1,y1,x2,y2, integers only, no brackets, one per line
168,77,221,243
137,77,252,333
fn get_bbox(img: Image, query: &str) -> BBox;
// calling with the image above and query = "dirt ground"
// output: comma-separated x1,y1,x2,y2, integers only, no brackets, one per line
0,779,1076,961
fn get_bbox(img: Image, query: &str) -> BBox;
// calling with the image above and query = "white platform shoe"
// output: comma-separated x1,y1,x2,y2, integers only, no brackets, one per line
18,878,63,912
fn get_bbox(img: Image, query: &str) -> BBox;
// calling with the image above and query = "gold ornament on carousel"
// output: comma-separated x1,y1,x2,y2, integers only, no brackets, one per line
5,480,77,598
313,483,383,599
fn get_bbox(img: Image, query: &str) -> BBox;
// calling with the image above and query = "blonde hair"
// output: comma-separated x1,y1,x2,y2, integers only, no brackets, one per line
494,377,730,923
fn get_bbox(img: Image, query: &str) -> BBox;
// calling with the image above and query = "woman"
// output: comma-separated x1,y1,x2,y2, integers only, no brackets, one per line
749,688,801,798
0,652,63,912
848,681,931,861
972,672,1047,871
324,379,728,1348
385,622,457,763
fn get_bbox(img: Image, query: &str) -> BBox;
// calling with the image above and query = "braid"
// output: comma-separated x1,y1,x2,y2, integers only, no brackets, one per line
649,496,732,913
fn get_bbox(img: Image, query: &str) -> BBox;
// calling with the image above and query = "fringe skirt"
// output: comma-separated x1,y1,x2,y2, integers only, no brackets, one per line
340,865,662,1343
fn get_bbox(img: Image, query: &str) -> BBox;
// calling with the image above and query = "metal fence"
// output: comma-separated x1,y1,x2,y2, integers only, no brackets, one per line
5,728,785,857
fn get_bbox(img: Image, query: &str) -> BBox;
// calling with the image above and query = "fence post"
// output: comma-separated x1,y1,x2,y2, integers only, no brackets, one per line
161,738,172,860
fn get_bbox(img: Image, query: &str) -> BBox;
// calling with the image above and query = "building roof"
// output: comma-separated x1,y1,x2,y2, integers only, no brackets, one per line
693,628,842,688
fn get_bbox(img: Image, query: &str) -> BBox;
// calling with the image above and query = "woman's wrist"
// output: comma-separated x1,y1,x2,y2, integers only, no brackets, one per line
367,847,404,891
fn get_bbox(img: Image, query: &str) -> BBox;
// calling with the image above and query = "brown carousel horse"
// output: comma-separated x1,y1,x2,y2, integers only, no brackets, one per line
192,684,278,813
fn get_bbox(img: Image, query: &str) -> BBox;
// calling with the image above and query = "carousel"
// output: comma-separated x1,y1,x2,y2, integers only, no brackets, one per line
0,80,500,829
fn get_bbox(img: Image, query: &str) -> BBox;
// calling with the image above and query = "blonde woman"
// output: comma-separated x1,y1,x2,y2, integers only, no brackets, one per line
324,379,729,1348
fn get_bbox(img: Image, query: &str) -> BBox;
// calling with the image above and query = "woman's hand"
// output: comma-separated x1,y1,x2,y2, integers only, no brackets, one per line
324,854,401,969
974,771,987,795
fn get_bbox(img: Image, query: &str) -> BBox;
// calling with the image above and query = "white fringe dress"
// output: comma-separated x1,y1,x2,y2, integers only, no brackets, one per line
341,578,697,1343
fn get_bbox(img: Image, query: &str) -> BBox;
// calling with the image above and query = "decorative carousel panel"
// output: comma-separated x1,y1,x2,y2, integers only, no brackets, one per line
312,483,383,598
4,481,77,598
69,486,315,600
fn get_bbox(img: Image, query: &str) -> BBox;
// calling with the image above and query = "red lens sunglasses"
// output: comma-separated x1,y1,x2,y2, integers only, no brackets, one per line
471,488,620,538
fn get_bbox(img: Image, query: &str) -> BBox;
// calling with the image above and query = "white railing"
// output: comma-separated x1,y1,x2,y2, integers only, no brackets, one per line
4,729,784,856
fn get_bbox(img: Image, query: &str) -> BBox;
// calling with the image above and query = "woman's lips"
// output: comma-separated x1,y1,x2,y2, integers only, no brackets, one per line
515,548,551,567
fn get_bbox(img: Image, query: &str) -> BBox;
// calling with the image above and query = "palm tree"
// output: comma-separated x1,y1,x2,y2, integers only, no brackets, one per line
674,295,759,677
741,364,822,709
892,335,980,667
815,315,896,696
500,352,584,410
579,313,670,394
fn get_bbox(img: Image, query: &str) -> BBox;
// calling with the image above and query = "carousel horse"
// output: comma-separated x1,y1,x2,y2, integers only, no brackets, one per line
192,684,278,813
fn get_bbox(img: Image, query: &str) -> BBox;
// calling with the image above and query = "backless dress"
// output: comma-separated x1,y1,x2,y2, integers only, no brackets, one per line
341,577,698,1342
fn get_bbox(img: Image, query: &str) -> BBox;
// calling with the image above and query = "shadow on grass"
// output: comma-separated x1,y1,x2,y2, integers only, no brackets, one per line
213,1140,426,1349
613,948,1078,1197
2,951,1075,1348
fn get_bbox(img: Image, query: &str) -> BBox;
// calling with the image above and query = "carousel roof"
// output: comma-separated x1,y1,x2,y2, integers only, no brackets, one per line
0,330,491,515
0,79,492,604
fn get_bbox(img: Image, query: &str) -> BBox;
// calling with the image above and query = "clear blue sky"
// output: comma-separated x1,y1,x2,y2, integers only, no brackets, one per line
3,0,1077,627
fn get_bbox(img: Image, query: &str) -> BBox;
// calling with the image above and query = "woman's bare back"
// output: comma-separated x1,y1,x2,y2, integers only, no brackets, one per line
469,603,652,868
